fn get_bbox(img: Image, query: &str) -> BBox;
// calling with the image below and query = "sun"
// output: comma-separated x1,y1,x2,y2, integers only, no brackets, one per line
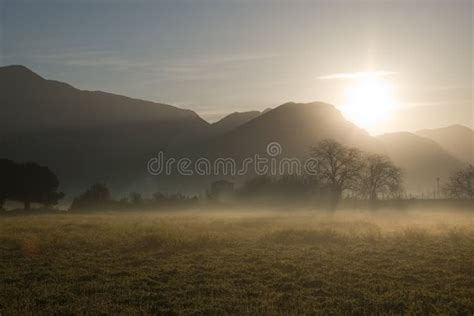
340,73,397,134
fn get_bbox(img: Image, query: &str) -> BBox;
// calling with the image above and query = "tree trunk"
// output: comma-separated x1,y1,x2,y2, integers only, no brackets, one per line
369,192,377,210
24,201,31,210
327,189,341,211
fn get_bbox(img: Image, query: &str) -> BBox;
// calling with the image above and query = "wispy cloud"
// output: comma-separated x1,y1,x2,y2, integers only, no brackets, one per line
401,99,473,108
165,53,279,67
30,49,279,83
37,50,151,69
148,52,279,82
317,71,397,80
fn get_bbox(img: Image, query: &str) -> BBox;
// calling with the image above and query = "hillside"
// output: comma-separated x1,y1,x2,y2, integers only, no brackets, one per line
211,111,262,134
376,132,465,192
201,102,381,159
0,65,467,195
0,65,207,132
0,65,211,194
416,125,474,164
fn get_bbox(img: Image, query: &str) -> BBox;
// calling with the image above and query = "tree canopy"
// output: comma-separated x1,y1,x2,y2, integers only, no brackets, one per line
70,183,112,211
310,139,365,208
359,154,402,203
444,165,473,199
0,159,64,210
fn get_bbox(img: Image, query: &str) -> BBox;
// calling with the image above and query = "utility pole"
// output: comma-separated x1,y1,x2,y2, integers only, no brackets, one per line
436,177,440,199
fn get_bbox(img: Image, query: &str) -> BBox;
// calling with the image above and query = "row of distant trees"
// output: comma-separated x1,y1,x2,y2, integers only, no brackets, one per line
236,141,402,209
443,164,474,199
70,183,197,212
0,139,472,211
237,140,472,208
306,139,473,203
308,139,402,209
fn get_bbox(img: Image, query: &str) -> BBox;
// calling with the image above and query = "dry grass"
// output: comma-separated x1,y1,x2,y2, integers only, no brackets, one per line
0,209,473,314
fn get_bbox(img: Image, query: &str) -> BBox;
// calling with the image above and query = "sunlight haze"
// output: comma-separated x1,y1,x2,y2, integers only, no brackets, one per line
1,0,472,134
1,1,473,313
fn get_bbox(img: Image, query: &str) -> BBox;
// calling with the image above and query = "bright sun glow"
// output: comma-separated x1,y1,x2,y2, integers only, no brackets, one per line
340,72,397,134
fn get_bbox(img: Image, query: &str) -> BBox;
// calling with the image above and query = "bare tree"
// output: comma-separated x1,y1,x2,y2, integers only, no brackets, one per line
444,165,473,199
359,154,402,206
310,139,364,209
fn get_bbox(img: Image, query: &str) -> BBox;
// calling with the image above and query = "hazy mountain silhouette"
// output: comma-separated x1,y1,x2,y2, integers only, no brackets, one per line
376,132,465,192
211,111,262,134
200,102,381,159
202,103,467,192
0,65,207,133
416,125,474,164
0,65,467,195
0,65,211,194
212,108,273,134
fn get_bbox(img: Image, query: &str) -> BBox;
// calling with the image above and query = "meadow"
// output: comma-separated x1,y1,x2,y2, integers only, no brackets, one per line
0,208,473,314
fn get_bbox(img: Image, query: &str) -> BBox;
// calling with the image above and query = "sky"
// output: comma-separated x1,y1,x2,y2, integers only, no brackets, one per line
1,0,472,134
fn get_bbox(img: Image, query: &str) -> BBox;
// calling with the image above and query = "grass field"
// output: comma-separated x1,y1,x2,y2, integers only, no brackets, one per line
1,209,473,314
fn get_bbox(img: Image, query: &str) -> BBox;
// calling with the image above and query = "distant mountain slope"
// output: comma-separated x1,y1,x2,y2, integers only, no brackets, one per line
201,103,467,192
376,132,465,192
1,65,467,195
211,111,261,134
201,102,381,159
416,125,474,164
0,65,207,133
0,65,211,194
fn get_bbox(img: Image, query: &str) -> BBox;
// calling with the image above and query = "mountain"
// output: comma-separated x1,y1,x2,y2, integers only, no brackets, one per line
211,111,261,134
262,108,273,114
1,65,467,196
0,65,207,133
416,125,474,164
376,132,465,192
201,103,467,192
200,102,381,159
0,65,211,195
171,101,385,193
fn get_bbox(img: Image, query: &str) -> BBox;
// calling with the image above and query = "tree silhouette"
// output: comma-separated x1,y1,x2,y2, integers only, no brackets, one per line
70,183,111,211
444,165,473,199
129,192,143,205
13,162,64,210
153,192,166,202
0,159,16,209
359,154,402,207
310,139,364,210
0,160,64,210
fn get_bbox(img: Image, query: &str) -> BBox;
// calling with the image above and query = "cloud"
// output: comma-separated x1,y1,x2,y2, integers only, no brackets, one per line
33,49,278,82
317,71,397,80
149,52,279,82
400,99,472,109
166,53,279,67
36,50,151,69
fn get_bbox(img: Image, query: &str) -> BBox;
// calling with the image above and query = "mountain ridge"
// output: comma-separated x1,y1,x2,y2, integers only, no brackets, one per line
0,65,470,194
376,131,465,191
211,110,262,134
416,125,474,164
0,64,209,133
